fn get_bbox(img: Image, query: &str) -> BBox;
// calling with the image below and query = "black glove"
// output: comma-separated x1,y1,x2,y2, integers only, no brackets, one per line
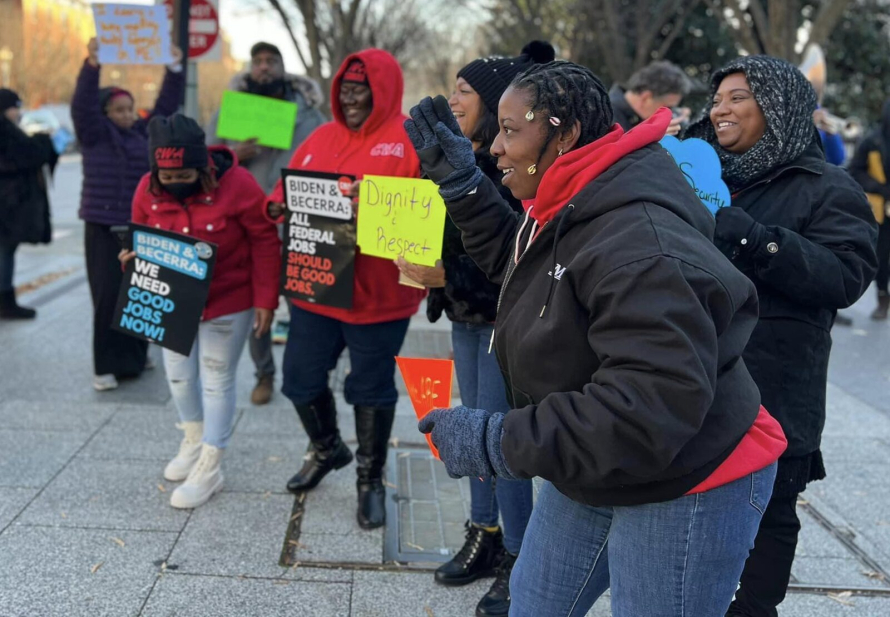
714,206,768,259
404,95,483,200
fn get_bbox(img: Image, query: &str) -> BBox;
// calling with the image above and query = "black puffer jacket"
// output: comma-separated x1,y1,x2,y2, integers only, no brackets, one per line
720,140,877,462
447,142,763,507
427,153,522,324
0,117,57,245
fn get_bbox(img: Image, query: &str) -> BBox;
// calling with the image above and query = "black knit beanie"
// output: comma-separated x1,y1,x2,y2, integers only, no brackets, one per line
0,89,22,114
457,41,556,114
148,114,208,170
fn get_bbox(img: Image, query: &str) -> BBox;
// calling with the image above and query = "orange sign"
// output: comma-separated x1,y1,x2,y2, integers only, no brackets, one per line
396,357,453,459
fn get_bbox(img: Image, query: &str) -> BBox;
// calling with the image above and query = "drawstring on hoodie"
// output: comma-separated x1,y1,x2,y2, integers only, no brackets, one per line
513,207,538,265
540,204,574,318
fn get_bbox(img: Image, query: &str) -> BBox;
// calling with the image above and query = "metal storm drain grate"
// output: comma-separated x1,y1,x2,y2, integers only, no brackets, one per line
384,449,473,563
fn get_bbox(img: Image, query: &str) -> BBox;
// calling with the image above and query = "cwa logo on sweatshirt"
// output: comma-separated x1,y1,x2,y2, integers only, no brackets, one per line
370,142,405,158
155,147,184,169
548,263,566,280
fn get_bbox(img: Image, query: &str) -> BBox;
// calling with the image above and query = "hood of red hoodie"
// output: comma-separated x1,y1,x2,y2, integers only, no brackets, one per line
524,108,672,226
331,49,404,136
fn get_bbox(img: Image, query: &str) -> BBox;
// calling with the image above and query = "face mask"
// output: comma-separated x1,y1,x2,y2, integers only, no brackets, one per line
246,77,286,98
164,181,201,202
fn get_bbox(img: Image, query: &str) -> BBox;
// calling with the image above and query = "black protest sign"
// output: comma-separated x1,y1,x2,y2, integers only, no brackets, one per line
280,170,356,309
112,224,217,356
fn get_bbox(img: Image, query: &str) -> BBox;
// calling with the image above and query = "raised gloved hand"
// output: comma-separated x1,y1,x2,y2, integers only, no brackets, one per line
418,406,519,480
404,95,483,200
714,206,768,259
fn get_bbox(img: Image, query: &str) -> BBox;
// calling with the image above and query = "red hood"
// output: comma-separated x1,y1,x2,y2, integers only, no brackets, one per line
524,108,672,225
331,49,404,135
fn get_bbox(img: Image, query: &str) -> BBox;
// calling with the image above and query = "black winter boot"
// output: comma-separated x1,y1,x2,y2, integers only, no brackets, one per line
354,405,396,529
286,390,353,493
475,550,517,617
0,290,36,320
435,522,504,586
872,290,890,320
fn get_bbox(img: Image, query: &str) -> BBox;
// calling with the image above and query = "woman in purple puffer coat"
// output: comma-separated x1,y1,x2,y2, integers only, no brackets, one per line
71,37,184,391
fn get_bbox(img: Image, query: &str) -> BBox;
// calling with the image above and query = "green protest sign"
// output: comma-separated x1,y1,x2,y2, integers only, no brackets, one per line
215,90,298,150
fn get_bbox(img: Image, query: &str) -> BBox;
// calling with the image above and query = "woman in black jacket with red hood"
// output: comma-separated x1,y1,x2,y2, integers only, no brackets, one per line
405,61,787,615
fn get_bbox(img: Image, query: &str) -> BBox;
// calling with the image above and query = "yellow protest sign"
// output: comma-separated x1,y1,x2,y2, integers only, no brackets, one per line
356,175,446,267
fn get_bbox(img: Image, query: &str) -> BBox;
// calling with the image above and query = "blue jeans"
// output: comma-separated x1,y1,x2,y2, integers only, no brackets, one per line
163,309,253,449
510,464,777,617
452,321,533,555
281,304,410,407
0,241,17,292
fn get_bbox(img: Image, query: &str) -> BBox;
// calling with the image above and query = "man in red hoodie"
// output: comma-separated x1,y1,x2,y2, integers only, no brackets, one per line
267,49,425,530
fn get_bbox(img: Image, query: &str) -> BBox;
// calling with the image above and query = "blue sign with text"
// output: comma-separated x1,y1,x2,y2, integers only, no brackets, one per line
660,135,731,216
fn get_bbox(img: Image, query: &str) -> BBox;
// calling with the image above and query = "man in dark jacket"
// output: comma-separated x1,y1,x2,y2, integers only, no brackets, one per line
206,42,326,405
0,89,58,319
609,60,690,137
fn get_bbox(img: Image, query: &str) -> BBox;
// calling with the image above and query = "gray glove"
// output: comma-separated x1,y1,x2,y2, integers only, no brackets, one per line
404,95,483,200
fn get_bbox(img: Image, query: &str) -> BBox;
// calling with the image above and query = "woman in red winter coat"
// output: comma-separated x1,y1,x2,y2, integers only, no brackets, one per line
122,114,281,510
267,49,425,530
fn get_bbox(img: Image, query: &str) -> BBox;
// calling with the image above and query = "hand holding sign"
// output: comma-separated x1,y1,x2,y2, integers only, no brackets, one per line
396,357,454,459
660,136,731,216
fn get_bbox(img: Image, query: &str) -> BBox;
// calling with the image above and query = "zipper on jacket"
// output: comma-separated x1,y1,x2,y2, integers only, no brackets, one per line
489,214,533,354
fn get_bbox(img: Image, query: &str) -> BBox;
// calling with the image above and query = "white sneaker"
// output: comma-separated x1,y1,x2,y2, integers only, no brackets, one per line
163,422,204,481
170,443,224,509
93,374,118,391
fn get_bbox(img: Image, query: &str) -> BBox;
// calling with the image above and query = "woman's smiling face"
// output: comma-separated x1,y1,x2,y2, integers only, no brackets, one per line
709,72,767,154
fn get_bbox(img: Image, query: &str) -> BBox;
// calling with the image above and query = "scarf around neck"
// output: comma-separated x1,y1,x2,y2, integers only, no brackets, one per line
686,55,818,192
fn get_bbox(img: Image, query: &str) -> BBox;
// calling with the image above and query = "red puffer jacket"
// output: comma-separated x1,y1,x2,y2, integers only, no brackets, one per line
132,146,281,321
268,48,425,325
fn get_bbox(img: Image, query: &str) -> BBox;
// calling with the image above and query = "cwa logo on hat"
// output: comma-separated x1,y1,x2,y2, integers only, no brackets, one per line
155,147,186,169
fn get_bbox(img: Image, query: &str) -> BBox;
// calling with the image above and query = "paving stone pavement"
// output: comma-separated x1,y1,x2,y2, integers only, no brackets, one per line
1,159,889,615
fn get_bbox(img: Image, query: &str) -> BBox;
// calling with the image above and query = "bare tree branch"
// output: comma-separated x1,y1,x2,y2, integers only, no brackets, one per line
809,0,855,48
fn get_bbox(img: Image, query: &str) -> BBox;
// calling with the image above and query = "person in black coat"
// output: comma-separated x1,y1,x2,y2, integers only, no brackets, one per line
0,89,58,319
398,43,552,617
849,98,890,319
687,55,878,617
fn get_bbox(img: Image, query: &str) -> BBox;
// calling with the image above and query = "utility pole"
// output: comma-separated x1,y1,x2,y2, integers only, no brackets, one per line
171,0,198,118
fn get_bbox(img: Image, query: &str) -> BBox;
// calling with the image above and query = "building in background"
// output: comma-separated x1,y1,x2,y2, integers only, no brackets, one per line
0,0,240,124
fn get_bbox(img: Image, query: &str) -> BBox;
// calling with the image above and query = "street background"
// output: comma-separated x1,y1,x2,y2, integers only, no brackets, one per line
1,156,890,615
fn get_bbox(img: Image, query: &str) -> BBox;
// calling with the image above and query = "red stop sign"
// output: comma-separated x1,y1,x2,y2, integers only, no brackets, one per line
163,0,219,60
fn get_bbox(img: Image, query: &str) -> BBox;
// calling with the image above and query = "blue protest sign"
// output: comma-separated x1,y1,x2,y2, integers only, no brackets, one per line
660,135,731,216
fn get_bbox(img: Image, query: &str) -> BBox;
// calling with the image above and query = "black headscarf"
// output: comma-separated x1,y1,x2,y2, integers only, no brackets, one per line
686,55,818,192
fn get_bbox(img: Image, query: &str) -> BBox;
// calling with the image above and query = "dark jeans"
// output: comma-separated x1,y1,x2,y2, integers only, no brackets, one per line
84,222,148,377
727,491,801,617
0,241,17,292
452,321,533,555
250,328,275,378
281,304,410,407
876,220,890,293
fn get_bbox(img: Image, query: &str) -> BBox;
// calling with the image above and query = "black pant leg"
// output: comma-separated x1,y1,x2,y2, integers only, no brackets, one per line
875,220,890,293
728,491,801,617
85,222,148,377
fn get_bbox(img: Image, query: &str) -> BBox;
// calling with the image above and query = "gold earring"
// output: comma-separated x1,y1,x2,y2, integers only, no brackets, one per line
525,110,535,121
527,164,537,175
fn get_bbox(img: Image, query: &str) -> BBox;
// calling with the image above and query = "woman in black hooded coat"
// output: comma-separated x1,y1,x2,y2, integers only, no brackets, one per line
0,89,58,319
686,55,877,617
